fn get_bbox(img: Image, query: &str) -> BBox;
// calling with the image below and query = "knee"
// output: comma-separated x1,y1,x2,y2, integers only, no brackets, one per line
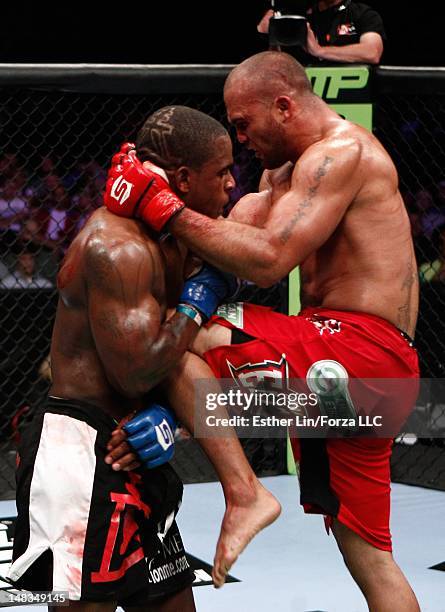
343,544,399,592
332,521,395,580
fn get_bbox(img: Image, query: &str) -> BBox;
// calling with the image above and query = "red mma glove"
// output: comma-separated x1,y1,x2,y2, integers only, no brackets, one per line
104,143,185,232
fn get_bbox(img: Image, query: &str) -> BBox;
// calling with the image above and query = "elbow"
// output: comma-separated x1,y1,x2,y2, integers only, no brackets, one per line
249,248,288,288
255,270,286,288
368,51,382,65
364,43,383,65
255,275,279,289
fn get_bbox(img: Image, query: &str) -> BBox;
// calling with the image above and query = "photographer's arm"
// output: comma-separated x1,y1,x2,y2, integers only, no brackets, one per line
306,27,383,64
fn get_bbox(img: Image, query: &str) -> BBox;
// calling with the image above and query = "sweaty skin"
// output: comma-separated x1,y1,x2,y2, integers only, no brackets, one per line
50,208,193,421
167,76,418,338
260,123,418,337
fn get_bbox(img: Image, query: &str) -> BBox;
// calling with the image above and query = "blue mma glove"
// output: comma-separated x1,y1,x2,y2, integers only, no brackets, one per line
177,263,240,324
123,404,177,469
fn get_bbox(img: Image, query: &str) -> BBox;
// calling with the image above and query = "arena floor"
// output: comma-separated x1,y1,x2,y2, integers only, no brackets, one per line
1,476,444,611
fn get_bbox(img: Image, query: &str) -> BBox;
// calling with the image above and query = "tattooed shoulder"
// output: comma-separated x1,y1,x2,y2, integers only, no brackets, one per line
279,156,334,244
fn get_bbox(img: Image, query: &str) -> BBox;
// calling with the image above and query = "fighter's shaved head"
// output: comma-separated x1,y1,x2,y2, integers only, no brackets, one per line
224,51,312,103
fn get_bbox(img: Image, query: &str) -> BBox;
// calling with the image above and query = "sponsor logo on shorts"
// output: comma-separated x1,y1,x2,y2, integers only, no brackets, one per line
148,525,189,585
147,551,240,587
148,554,190,584
227,353,290,391
307,316,342,336
215,302,243,328
146,521,241,588
91,473,150,584
225,354,310,417
306,359,357,420
110,176,133,205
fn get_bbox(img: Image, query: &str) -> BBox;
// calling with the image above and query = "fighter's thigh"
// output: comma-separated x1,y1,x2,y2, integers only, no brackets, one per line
190,322,231,357
50,602,117,612
122,586,195,612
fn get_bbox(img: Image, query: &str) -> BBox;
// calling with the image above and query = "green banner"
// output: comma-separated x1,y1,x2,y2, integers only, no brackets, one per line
306,66,371,102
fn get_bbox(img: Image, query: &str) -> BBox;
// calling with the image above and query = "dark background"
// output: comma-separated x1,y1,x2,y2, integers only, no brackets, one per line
0,1,442,66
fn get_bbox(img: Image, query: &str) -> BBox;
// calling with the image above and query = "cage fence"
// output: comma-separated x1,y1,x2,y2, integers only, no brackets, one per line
0,65,444,495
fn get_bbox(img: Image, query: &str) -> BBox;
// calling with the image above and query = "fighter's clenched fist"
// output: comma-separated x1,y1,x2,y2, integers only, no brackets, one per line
104,142,185,231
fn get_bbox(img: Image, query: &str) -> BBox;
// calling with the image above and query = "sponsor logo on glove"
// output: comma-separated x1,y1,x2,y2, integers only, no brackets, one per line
110,176,134,205
156,419,175,451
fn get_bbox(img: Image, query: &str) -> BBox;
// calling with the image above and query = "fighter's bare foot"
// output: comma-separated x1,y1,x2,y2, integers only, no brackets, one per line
212,483,281,588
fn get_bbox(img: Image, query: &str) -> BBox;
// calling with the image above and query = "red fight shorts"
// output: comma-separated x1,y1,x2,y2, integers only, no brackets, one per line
203,303,419,551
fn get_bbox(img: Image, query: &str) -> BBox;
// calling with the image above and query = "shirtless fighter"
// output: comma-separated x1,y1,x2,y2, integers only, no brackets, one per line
104,53,420,611
7,106,280,611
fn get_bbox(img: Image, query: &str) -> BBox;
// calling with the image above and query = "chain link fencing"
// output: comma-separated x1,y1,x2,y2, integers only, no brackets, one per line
0,66,444,497
374,75,445,490
0,67,288,496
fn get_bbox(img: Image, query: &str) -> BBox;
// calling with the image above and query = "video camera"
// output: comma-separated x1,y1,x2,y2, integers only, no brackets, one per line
268,0,310,48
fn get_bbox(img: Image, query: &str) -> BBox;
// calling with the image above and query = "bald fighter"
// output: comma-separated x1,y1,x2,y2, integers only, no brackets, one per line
104,53,420,610
8,106,280,611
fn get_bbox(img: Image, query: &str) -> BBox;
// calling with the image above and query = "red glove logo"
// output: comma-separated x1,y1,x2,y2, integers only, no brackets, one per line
110,175,134,206
104,142,185,230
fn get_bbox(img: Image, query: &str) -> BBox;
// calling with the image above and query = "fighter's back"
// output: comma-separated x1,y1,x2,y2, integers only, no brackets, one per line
50,208,167,419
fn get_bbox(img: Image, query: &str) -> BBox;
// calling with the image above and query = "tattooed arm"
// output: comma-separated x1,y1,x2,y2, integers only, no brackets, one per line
85,238,199,398
169,140,362,286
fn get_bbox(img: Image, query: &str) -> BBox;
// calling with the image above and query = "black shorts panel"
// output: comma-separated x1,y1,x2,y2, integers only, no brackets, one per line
298,438,340,517
8,397,193,601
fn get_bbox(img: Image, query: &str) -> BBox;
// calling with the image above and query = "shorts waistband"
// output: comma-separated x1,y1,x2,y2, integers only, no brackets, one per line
41,396,118,432
396,328,415,347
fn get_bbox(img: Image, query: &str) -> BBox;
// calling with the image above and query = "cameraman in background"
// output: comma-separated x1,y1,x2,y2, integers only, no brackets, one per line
257,0,385,65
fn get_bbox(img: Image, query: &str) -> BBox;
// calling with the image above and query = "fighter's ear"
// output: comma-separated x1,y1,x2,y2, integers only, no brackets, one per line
273,95,293,120
171,166,191,195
